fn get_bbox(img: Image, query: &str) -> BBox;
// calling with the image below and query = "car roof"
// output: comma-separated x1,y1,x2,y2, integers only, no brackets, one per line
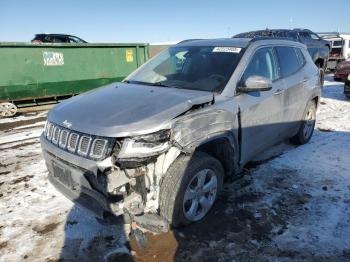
174,37,302,48
234,28,313,37
35,34,77,37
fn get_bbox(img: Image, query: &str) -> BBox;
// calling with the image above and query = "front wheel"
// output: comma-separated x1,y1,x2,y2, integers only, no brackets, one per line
159,152,224,227
290,101,316,145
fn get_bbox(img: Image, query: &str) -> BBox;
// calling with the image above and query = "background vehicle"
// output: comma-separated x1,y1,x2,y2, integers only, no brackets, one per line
234,29,330,69
31,34,87,43
41,38,321,228
318,33,350,71
334,59,350,81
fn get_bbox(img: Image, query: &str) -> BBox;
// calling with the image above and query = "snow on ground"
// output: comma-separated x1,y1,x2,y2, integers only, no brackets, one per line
0,77,350,261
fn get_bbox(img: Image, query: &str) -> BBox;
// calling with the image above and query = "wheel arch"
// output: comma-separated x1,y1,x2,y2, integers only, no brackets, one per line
193,133,238,177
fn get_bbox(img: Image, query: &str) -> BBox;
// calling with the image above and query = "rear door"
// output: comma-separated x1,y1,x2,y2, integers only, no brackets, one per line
237,47,285,165
274,46,308,138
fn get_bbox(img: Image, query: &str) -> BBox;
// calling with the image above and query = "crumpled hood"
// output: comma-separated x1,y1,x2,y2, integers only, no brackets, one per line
48,82,213,137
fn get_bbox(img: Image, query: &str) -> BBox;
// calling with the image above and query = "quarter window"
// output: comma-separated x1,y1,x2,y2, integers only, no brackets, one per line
242,47,277,82
275,46,301,78
294,48,306,67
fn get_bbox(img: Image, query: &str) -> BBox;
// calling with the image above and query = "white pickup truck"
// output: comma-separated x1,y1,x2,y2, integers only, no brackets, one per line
320,33,350,70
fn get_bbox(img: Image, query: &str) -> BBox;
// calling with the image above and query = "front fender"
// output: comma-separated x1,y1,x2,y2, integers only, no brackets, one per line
172,109,236,151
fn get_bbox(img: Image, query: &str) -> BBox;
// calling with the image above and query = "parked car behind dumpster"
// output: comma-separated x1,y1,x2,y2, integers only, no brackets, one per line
0,42,149,117
41,37,322,227
31,34,87,44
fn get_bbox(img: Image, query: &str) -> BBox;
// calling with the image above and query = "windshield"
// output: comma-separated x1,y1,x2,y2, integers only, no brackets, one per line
125,45,243,93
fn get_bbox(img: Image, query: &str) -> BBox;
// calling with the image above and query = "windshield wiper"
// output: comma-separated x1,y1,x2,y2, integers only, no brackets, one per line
151,82,170,87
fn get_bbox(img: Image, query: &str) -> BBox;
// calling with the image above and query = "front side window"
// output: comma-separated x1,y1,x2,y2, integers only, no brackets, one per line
242,47,278,82
125,46,243,93
275,46,301,78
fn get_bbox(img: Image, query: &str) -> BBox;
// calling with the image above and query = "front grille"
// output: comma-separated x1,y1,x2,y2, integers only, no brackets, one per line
91,139,107,158
59,130,69,148
52,126,61,144
47,123,54,140
67,133,79,152
44,121,114,160
78,136,92,156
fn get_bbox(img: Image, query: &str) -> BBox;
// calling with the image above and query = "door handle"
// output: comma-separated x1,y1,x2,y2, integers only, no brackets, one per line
302,78,309,83
274,89,283,95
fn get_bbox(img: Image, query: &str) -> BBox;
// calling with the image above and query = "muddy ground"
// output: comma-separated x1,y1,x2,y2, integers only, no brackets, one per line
1,77,350,262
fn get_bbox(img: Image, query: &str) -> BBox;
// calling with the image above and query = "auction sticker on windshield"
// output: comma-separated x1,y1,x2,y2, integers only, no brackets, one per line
212,47,241,53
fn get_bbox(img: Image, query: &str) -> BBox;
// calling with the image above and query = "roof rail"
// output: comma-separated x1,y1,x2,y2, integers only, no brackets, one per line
177,39,204,44
241,36,299,43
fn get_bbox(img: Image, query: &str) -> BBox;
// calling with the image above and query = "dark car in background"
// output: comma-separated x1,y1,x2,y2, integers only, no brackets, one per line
334,59,350,81
31,34,87,43
234,29,330,70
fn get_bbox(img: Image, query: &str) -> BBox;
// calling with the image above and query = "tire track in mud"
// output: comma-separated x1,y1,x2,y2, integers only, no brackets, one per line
0,116,46,132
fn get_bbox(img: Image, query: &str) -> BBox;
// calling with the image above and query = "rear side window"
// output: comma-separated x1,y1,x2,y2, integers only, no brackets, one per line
299,31,310,39
275,46,301,78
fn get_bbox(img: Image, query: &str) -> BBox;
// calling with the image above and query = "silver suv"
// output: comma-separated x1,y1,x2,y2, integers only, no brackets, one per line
41,38,322,227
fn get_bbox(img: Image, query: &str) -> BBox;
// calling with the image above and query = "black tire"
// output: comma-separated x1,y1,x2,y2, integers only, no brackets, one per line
319,69,325,87
290,101,316,145
159,152,224,227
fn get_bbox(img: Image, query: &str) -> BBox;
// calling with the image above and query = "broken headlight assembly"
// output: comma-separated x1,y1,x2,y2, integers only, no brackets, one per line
113,129,171,168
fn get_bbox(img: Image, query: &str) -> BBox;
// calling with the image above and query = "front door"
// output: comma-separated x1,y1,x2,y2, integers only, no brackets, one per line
236,47,285,165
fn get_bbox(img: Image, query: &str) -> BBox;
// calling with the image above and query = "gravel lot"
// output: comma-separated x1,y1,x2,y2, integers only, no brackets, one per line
1,76,350,262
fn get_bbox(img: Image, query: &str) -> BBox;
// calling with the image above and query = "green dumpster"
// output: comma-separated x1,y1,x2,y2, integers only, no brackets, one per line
0,42,149,116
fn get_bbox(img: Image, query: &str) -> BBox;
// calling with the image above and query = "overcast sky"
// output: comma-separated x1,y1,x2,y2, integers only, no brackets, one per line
1,0,349,43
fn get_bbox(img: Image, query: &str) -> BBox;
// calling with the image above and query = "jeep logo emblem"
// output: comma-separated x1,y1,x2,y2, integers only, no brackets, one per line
62,120,72,128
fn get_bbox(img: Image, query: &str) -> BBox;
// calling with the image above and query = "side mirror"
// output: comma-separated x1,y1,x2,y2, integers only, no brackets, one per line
239,76,272,92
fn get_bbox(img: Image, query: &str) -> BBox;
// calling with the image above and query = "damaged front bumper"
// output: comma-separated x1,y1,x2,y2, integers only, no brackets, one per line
40,134,180,218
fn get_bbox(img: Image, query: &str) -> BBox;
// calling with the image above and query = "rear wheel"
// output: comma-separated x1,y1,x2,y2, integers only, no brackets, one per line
290,101,316,145
319,69,325,87
159,152,224,227
0,102,17,117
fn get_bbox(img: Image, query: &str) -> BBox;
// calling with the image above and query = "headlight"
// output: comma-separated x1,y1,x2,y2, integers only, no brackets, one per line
117,129,170,159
